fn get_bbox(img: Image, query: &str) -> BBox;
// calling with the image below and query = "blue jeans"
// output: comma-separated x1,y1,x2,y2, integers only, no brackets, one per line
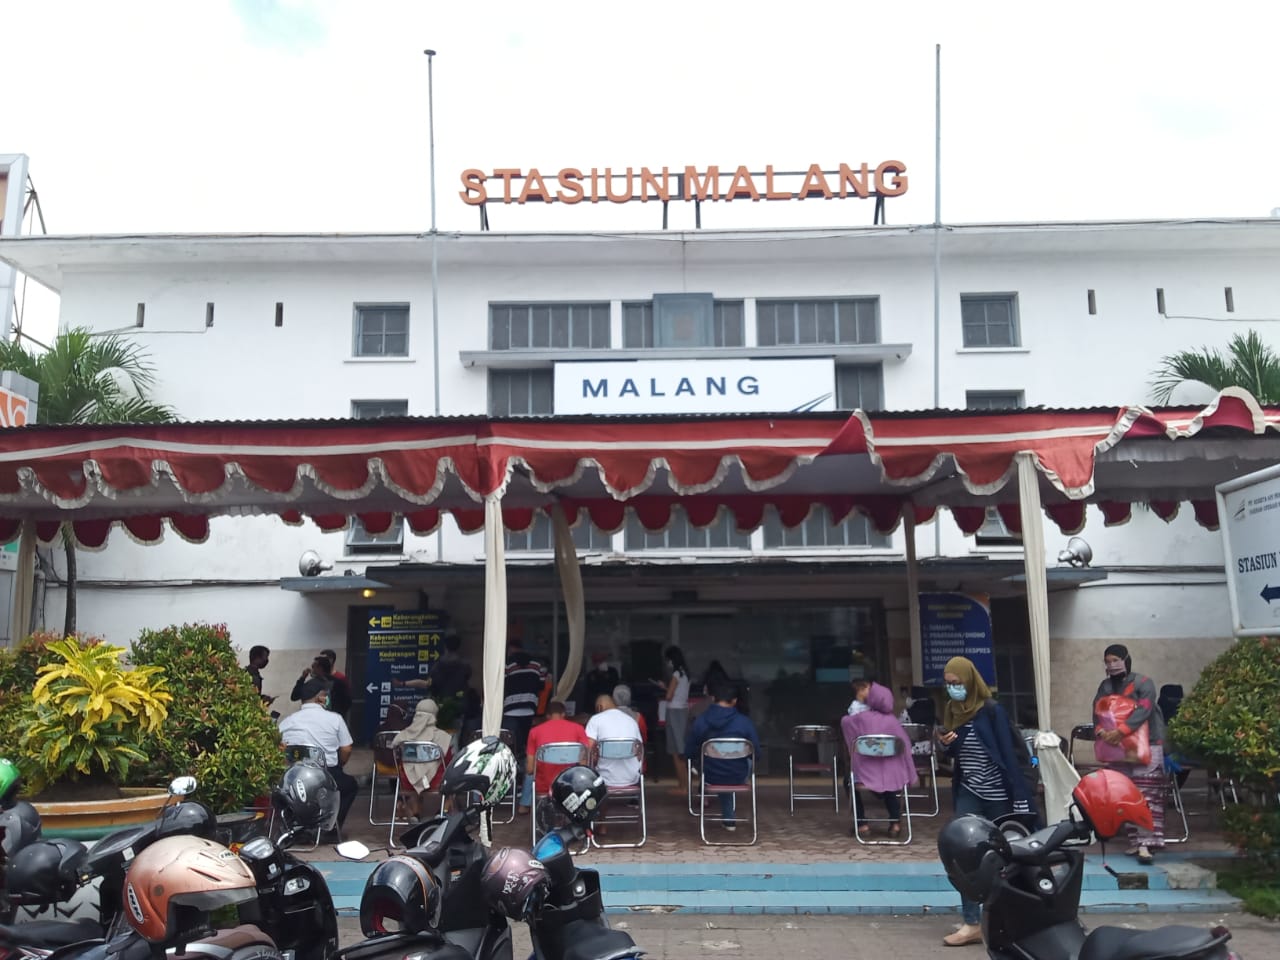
954,785,1014,924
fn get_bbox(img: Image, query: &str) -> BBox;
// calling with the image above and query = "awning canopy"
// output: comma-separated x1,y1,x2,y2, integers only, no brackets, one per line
0,388,1276,547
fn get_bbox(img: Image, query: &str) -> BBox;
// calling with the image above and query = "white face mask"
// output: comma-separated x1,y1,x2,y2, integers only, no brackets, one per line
849,700,870,716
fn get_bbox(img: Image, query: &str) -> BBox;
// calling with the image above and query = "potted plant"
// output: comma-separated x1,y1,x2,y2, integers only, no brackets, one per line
10,636,174,838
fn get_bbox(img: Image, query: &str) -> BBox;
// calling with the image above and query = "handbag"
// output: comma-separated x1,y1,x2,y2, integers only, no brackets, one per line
1094,694,1152,765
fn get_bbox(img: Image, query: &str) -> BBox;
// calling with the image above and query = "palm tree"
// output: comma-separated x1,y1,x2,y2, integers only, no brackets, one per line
1150,330,1280,405
0,329,176,636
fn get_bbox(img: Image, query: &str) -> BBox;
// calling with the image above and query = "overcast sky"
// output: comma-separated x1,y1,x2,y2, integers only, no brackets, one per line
5,1,1279,337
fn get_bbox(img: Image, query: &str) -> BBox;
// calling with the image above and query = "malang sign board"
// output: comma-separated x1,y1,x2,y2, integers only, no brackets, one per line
459,161,908,205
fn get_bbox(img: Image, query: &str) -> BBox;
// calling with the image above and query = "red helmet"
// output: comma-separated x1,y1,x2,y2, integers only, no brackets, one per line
1072,768,1154,840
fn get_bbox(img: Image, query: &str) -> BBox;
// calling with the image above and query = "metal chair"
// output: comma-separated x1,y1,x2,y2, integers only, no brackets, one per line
590,739,646,849
848,734,912,846
698,738,757,846
788,725,840,814
388,740,446,849
368,730,401,825
1067,724,1102,774
901,722,940,817
531,741,591,847
1165,766,1190,844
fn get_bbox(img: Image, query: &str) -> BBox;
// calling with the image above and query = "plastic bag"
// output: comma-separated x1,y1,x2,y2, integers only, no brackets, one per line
1094,694,1152,766
1034,731,1080,824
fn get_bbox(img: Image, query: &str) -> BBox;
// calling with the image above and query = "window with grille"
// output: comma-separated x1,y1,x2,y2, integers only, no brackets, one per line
756,298,879,346
346,398,408,554
354,305,410,357
622,298,744,348
961,295,1020,348
505,512,614,553
623,509,751,551
762,507,890,549
489,370,554,416
965,390,1025,410
489,302,611,350
836,365,884,411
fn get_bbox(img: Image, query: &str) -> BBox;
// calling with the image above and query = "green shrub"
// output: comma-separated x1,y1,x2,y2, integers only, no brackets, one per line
0,632,66,770
129,623,285,814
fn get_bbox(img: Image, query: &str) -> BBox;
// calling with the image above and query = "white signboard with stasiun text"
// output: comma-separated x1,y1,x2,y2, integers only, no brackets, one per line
1217,463,1280,636
553,358,836,415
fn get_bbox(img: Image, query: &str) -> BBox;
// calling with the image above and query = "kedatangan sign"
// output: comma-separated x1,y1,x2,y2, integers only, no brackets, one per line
554,358,836,415
1217,463,1280,636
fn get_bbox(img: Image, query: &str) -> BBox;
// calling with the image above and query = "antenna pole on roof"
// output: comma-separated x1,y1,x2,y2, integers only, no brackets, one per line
426,48,441,418
932,43,944,561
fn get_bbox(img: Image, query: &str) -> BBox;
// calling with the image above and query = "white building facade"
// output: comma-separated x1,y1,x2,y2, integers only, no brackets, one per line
1,219,1274,757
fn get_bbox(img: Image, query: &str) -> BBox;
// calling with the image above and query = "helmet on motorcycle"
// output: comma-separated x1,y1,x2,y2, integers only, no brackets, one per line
937,815,1012,903
359,855,442,936
277,760,339,830
0,799,42,856
156,800,217,842
440,736,516,809
123,836,258,943
480,847,548,920
1072,768,1154,840
550,766,607,825
0,758,21,805
6,838,87,904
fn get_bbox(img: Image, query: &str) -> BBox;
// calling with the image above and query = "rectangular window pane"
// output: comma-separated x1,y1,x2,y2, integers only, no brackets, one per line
966,391,1024,410
530,306,551,348
758,299,879,345
857,300,878,343
961,295,1019,348
352,399,409,419
816,301,837,343
836,365,884,411
571,308,589,348
354,305,410,357
714,301,744,347
623,303,649,348
591,306,610,348
490,370,553,416
509,307,529,348
756,302,777,346
491,307,510,350
551,306,570,349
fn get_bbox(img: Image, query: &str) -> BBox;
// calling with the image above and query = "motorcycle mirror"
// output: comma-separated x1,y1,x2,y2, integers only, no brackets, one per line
168,776,198,797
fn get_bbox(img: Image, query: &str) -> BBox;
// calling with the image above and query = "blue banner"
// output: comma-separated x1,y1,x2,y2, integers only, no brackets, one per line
363,608,444,742
918,593,996,687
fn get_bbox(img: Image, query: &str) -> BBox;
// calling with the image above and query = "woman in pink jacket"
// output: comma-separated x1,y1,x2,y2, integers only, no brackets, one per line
841,680,918,838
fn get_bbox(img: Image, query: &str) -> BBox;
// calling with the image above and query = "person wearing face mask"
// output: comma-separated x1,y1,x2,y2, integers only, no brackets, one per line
1093,643,1166,864
936,656,1038,947
841,680,917,838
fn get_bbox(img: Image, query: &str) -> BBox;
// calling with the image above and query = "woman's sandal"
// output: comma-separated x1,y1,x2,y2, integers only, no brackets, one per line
851,824,872,838
887,822,903,839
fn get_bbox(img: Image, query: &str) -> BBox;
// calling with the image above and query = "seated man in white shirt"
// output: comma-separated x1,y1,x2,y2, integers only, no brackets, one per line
277,677,357,836
585,694,643,789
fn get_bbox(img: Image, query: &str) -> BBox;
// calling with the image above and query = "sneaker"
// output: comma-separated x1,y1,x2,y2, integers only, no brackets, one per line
942,924,983,947
723,822,737,832
1136,845,1154,865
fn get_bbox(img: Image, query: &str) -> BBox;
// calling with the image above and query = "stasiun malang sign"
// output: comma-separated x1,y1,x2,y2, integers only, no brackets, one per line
459,161,907,205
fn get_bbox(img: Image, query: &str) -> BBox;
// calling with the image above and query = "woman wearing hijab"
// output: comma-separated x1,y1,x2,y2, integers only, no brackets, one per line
1093,643,1165,864
937,656,1037,948
841,680,918,838
391,698,455,821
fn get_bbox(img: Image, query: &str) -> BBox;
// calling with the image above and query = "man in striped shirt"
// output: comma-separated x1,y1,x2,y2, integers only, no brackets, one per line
503,638,550,788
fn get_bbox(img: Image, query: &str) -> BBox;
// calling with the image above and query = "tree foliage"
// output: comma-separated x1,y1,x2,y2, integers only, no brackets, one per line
1150,330,1280,405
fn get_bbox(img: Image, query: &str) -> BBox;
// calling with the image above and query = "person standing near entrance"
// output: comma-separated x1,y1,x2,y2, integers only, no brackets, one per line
662,646,691,797
937,656,1038,947
503,638,549,782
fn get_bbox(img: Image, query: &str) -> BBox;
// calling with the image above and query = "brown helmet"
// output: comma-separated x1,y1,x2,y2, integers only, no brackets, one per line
123,835,259,943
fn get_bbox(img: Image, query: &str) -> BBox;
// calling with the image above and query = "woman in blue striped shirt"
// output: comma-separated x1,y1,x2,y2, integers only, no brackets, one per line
937,656,1037,947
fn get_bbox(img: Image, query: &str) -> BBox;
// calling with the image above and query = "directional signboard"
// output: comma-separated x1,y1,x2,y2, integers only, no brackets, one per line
919,592,996,687
362,608,444,741
1217,464,1280,636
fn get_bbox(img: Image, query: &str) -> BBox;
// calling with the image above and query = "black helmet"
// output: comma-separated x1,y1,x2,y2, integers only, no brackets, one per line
278,761,338,830
481,847,548,920
0,800,42,856
156,800,216,842
359,855,442,936
7,838,88,904
937,815,1011,903
550,766,607,825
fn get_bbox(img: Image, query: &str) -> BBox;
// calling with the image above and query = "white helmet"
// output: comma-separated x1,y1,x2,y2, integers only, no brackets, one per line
440,736,517,808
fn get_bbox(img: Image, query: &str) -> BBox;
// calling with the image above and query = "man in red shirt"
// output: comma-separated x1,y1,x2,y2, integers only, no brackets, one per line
520,701,588,814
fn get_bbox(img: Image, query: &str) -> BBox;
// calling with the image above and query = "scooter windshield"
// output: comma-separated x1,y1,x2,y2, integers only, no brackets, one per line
533,831,566,860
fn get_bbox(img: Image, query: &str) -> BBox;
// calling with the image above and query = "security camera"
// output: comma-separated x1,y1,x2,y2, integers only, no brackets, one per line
298,550,333,577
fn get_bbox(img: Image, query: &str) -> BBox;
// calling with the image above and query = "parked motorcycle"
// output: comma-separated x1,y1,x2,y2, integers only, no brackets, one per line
0,759,45,925
938,768,1242,960
480,766,641,960
339,736,521,960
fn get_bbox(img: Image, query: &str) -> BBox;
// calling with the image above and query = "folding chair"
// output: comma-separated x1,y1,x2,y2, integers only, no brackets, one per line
271,745,335,852
1067,724,1102,774
368,730,401,825
531,741,591,848
388,740,445,849
901,722,940,817
788,725,840,814
698,738,756,846
590,739,646,849
1165,766,1190,844
848,734,912,846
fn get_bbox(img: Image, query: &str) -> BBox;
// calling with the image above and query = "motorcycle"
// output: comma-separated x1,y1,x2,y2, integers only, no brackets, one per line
481,766,642,960
939,768,1241,960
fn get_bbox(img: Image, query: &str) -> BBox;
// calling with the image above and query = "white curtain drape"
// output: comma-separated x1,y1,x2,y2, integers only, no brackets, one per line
1016,452,1053,732
551,504,585,703
481,497,508,737
8,522,35,644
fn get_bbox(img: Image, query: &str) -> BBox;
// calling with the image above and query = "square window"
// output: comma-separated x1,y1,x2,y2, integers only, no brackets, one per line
489,370,554,416
836,365,884,411
354,305,410,357
653,293,714,348
961,295,1020,348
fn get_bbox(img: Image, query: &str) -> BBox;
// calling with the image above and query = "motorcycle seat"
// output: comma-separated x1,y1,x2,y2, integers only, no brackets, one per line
340,933,470,960
1079,924,1228,960
562,924,639,960
0,918,104,948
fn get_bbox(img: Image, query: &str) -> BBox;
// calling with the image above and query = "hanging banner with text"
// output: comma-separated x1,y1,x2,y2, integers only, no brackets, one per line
1217,463,1280,636
362,608,444,742
918,592,996,687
